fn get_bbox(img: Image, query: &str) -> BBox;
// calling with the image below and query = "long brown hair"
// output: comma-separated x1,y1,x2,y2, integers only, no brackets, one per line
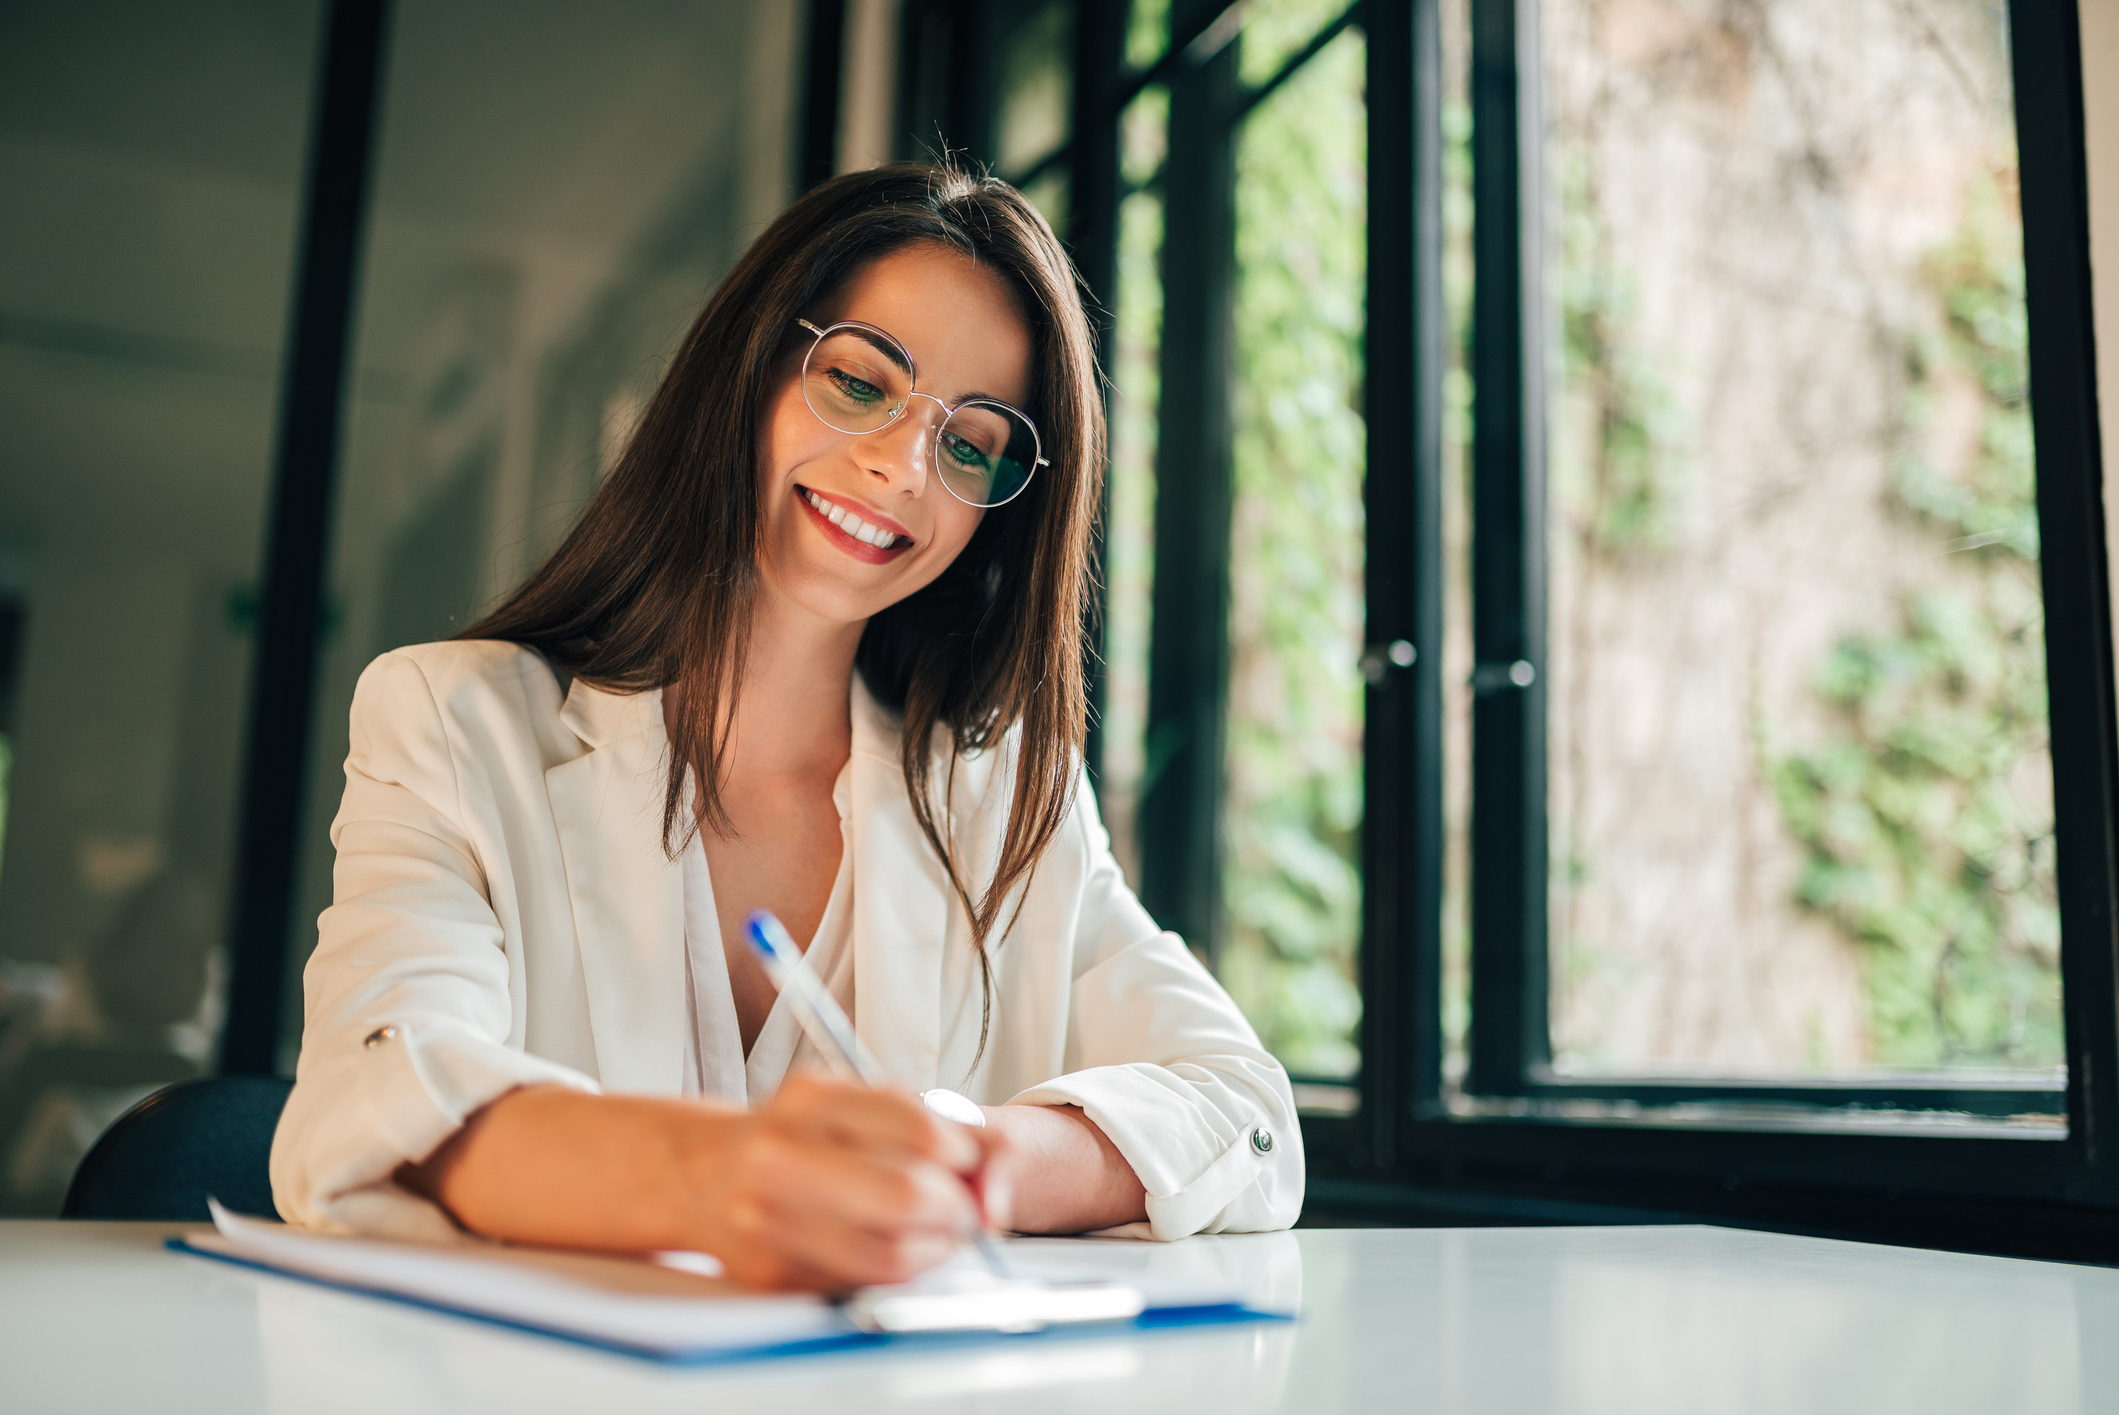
464,163,1103,1032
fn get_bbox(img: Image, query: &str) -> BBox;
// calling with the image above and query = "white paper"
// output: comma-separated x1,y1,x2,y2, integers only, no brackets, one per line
189,1202,1226,1358
198,1200,841,1357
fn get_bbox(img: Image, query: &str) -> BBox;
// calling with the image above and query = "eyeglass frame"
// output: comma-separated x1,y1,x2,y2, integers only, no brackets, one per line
792,318,1049,509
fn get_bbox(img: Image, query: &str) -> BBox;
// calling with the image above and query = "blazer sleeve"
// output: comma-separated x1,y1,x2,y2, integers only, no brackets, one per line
1005,781,1305,1239
269,651,599,1238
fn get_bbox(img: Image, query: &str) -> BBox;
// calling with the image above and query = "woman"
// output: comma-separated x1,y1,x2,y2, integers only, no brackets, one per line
271,163,1302,1291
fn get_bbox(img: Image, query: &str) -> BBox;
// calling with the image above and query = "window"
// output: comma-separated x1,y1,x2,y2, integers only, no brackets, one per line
1423,0,2119,1228
913,0,2119,1253
905,0,1374,1104
1479,0,2065,1115
1432,0,2114,1248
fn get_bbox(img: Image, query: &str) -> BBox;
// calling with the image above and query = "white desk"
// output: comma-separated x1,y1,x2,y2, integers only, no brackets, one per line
3,1220,2115,1413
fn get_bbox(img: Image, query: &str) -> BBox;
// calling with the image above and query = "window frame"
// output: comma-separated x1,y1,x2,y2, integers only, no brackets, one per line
940,0,2119,1255
1303,0,2119,1254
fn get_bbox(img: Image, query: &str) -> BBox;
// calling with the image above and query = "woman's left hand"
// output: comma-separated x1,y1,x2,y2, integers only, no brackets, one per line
977,1103,1147,1234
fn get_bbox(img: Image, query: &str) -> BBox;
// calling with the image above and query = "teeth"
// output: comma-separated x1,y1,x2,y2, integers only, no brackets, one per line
806,489,903,548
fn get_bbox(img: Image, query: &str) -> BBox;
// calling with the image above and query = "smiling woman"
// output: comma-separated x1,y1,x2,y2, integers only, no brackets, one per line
268,163,1302,1291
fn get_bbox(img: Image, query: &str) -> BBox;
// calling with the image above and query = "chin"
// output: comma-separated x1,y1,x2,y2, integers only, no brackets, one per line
778,562,901,626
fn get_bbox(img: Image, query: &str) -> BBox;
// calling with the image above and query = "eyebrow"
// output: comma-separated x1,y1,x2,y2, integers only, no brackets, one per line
853,330,914,377
817,319,1017,406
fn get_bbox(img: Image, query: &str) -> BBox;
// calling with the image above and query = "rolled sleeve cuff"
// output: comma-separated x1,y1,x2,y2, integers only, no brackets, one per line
356,1019,598,1163
1009,1063,1276,1242
275,1018,599,1239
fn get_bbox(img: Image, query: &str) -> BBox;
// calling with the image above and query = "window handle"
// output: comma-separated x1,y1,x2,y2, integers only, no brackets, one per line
1360,639,1418,685
1470,659,1537,696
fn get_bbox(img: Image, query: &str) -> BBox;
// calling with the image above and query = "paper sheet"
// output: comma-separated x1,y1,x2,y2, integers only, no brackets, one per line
179,1202,1261,1361
192,1201,842,1357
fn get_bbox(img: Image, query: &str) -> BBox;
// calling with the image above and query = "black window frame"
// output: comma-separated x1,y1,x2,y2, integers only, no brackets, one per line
1320,0,2119,1257
1458,0,2103,1128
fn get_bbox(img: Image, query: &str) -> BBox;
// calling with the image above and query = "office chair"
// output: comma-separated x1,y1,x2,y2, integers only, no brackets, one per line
61,1075,293,1221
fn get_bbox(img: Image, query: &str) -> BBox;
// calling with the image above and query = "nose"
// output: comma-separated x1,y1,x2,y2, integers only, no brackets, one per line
856,393,948,496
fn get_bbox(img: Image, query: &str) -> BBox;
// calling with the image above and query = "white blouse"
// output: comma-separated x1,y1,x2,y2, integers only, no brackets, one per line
677,762,857,1104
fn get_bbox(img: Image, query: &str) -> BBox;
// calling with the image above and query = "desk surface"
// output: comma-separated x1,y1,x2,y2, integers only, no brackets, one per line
4,1220,2116,1413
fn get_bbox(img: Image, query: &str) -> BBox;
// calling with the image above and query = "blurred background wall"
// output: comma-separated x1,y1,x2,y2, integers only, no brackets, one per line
0,2,324,1209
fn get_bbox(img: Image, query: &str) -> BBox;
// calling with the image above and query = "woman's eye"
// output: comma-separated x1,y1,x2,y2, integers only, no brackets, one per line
827,368,885,403
940,431,992,470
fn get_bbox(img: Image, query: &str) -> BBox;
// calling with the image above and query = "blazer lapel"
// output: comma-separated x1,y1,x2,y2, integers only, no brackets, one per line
847,678,953,1090
545,680,687,1095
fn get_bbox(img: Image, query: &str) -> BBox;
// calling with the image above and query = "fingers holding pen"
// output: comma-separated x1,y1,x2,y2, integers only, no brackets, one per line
748,1122,981,1240
771,1072,982,1171
772,1075,1019,1233
685,1075,1001,1290
730,1203,964,1291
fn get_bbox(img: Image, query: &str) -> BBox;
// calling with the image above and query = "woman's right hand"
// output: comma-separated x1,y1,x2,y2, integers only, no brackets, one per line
399,1077,1010,1293
685,1071,1010,1289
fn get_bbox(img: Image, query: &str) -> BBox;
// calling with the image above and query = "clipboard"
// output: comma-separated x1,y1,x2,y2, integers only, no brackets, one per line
171,1202,1289,1365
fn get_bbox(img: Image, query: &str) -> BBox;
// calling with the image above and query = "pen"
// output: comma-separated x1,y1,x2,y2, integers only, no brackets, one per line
744,909,1012,1278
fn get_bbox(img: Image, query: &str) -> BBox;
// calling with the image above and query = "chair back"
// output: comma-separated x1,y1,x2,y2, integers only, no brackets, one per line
62,1075,293,1221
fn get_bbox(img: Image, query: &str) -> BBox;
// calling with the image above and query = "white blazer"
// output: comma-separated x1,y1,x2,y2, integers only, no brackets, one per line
271,640,1303,1241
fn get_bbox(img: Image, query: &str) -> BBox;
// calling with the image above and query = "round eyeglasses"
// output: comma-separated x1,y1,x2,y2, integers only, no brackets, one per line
794,318,1047,509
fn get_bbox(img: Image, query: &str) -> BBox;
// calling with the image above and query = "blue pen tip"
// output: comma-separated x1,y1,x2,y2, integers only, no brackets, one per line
745,910,782,955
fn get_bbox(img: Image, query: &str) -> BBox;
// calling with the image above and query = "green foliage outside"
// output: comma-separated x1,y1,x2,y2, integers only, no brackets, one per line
1546,120,1694,1043
1216,16,1367,1079
1553,152,1685,560
1437,92,1476,1073
1770,167,2062,1069
1125,0,1168,68
1097,94,1167,873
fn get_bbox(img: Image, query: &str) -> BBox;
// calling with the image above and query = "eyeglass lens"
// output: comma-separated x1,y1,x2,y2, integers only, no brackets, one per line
803,327,1039,508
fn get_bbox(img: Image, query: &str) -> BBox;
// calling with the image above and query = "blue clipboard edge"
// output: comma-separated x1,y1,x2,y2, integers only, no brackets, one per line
167,1236,1292,1367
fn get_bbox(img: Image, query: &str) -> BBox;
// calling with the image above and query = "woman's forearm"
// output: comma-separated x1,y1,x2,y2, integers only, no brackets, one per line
398,1086,730,1253
397,1077,1001,1290
982,1103,1148,1234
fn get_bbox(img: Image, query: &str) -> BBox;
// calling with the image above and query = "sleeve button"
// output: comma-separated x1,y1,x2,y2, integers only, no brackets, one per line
1250,1125,1274,1155
363,1025,398,1050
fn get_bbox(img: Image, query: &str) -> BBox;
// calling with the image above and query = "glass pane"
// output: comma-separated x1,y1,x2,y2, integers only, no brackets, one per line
996,1,1072,179
1097,85,1170,887
287,3,807,1064
1540,1,2057,1084
1238,0,1353,84
1438,0,1476,1088
1128,0,1172,69
1219,20,1367,1081
0,1,322,1211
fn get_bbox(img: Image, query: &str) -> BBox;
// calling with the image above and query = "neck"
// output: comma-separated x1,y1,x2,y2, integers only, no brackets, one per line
721,587,864,782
